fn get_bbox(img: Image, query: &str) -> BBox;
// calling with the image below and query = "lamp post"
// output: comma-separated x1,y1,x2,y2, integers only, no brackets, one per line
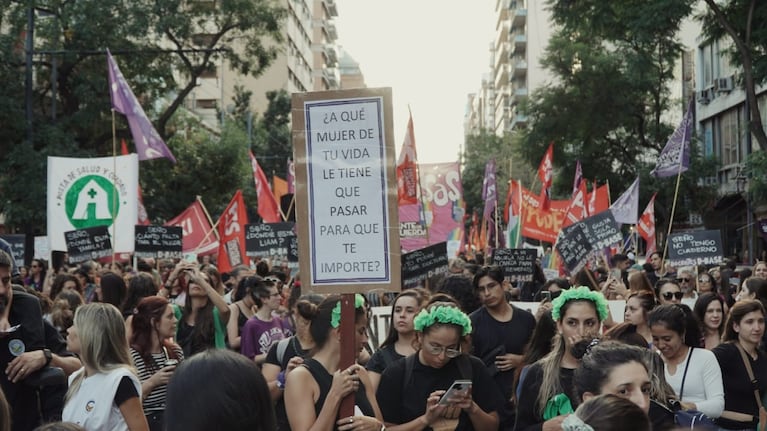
736,168,754,265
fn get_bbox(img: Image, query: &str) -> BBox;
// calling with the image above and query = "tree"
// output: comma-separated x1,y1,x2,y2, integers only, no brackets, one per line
517,0,693,201
699,0,767,152
0,0,285,231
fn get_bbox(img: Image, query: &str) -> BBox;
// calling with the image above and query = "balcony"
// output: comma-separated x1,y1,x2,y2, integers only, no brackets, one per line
511,33,526,53
513,87,528,104
510,111,528,129
325,21,338,42
324,44,338,67
494,64,509,88
324,0,338,17
322,66,338,87
512,58,527,78
512,8,527,28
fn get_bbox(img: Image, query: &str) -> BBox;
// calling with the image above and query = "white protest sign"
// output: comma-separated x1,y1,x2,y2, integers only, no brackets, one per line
293,89,400,293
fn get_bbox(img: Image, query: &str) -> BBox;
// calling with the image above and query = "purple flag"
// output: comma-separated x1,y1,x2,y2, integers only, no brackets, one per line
651,99,692,178
610,177,640,225
287,159,295,194
572,160,583,195
107,50,176,163
482,158,497,222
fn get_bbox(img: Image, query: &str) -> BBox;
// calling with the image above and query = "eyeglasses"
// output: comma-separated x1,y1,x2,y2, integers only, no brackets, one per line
677,278,690,283
662,292,684,300
423,343,461,358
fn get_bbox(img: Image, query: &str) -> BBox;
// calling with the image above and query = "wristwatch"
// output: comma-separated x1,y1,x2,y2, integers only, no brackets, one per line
42,348,52,367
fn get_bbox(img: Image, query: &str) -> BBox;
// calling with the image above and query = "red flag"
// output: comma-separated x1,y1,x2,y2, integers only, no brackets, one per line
249,151,281,223
165,199,219,255
590,184,610,215
121,139,150,225
537,143,554,210
216,190,248,273
563,181,588,227
637,193,657,255
396,112,420,206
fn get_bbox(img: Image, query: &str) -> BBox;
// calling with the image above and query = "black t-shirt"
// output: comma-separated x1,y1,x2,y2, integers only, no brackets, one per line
470,305,535,428
514,363,576,431
712,342,767,429
265,336,310,431
366,344,403,375
1,290,46,431
376,354,503,431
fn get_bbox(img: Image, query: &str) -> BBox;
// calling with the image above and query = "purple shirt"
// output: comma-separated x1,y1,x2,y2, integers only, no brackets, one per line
240,316,287,359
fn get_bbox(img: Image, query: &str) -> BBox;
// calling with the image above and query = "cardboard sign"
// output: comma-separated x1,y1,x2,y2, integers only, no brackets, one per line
245,222,298,262
64,226,113,264
556,211,623,273
0,235,25,270
292,88,400,293
668,230,723,267
492,248,537,282
134,225,183,259
401,242,449,289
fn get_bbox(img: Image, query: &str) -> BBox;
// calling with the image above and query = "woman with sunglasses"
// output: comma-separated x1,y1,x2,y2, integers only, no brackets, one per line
376,302,502,431
648,304,724,421
656,279,683,305
696,273,716,295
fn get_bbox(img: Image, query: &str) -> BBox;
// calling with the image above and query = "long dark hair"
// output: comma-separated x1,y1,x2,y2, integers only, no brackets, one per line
693,292,725,335
183,286,216,353
99,272,127,309
379,288,429,349
130,296,179,371
723,299,766,342
309,295,366,350
122,272,158,315
648,303,702,347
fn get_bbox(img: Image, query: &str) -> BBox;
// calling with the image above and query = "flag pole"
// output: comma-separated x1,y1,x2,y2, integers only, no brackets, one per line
661,167,684,273
111,108,118,265
197,196,220,240
193,218,222,254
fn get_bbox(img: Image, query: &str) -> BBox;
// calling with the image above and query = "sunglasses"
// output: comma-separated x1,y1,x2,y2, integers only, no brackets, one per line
677,278,691,282
662,291,684,300
699,278,711,283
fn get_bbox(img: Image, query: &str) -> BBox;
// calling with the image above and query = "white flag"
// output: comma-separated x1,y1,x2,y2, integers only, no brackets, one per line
609,177,640,225
47,155,139,253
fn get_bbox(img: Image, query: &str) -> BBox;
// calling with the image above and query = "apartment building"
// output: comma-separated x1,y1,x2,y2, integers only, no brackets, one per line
186,0,342,128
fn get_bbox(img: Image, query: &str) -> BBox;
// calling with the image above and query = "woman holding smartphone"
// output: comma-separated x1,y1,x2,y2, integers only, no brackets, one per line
376,302,502,431
130,296,184,431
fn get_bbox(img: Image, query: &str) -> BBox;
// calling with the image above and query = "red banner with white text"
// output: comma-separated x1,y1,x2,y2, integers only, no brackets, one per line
505,181,569,243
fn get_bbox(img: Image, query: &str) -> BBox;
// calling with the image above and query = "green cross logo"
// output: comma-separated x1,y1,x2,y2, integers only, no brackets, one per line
64,175,120,229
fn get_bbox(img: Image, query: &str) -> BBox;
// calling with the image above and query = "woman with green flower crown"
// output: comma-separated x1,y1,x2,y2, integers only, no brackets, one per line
284,294,384,431
514,286,610,431
375,301,503,431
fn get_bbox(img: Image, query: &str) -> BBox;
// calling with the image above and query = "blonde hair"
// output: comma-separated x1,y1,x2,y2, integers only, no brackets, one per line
535,334,567,415
65,303,136,403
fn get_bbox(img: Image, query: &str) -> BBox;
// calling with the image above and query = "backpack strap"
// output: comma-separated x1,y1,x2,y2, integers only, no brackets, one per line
276,337,291,367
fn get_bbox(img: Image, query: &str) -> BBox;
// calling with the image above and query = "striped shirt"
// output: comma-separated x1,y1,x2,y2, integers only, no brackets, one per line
129,346,184,414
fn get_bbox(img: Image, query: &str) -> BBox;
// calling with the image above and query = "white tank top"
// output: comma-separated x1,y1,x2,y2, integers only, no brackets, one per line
63,367,141,431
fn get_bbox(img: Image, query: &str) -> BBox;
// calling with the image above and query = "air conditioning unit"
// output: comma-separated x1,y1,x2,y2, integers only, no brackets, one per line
697,90,710,105
715,76,734,93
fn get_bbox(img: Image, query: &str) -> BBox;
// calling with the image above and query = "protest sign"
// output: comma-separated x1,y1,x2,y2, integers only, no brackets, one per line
245,222,298,262
492,248,537,282
401,242,448,289
134,225,182,259
668,230,723,267
64,226,112,264
0,235,25,269
292,88,400,293
556,211,622,273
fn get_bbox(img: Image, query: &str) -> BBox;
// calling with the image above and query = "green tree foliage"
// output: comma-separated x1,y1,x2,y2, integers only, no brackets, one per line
0,0,285,231
141,116,250,223
251,89,292,180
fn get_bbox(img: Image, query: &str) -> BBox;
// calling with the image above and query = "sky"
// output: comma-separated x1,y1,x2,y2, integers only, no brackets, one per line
333,1,496,164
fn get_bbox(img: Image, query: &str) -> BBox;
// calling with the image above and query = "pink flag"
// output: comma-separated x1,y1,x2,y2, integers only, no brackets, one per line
107,49,176,163
165,200,219,255
572,160,583,195
249,151,281,223
396,112,420,206
537,143,554,210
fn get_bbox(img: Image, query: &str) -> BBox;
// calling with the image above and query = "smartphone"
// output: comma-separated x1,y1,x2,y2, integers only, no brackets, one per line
438,380,472,405
541,291,551,301
164,359,179,367
610,268,621,280
183,252,198,263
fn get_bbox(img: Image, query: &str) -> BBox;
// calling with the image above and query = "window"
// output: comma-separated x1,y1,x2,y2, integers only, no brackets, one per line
719,109,739,166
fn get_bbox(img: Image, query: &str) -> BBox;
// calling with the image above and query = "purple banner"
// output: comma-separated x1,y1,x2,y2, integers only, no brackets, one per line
651,100,692,178
482,158,497,222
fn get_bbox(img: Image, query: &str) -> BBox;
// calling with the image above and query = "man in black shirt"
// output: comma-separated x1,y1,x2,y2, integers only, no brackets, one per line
470,265,536,431
0,250,47,430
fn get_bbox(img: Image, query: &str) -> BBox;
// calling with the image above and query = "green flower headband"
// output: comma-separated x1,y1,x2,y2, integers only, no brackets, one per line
331,294,366,328
551,286,609,322
413,305,473,336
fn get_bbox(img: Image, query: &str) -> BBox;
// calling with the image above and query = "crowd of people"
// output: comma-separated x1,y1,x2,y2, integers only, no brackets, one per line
2,247,767,431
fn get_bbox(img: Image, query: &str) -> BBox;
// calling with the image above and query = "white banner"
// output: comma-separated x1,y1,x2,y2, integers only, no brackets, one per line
47,155,139,253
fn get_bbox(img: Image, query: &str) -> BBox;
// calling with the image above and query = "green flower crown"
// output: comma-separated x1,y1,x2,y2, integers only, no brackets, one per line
330,294,366,328
551,286,609,321
413,305,472,336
